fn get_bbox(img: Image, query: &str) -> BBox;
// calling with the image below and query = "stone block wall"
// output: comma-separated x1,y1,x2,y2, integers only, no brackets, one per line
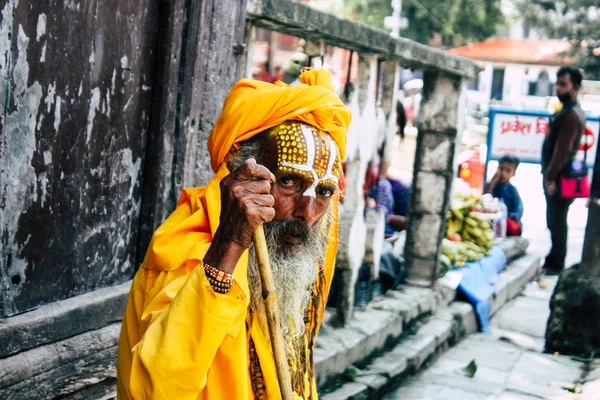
403,72,467,287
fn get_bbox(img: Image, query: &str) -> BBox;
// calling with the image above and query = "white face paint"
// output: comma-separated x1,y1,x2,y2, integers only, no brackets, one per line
279,124,340,197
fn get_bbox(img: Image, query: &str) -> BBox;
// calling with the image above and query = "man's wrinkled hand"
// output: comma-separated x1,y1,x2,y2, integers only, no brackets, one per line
216,158,276,250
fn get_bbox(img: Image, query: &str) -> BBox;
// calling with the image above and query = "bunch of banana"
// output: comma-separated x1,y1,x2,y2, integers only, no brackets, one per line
445,198,480,238
461,213,495,252
446,207,464,237
441,239,458,263
454,246,467,267
463,240,487,262
443,239,468,267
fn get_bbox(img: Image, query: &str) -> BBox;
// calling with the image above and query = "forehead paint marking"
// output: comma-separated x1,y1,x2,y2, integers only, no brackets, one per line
320,136,339,185
281,125,319,197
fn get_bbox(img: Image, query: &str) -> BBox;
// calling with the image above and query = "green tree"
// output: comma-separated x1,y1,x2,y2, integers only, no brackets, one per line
514,0,600,79
343,0,503,48
347,0,393,29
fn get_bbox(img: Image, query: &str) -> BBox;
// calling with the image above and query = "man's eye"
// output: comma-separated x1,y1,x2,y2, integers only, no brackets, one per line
317,187,334,198
280,177,297,187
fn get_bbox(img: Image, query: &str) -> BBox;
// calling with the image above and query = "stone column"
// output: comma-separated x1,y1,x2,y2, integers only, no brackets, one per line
362,60,400,287
403,71,466,287
379,60,401,167
241,23,257,80
333,54,378,325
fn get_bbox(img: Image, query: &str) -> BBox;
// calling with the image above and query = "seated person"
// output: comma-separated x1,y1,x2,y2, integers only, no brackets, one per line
485,155,524,236
365,161,411,293
368,161,410,237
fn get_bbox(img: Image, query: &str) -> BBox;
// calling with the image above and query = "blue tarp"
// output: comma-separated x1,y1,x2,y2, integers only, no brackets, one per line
456,246,507,332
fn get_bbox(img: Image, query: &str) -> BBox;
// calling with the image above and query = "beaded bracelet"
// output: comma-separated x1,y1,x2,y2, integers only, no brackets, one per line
206,275,232,294
204,262,234,283
203,262,233,293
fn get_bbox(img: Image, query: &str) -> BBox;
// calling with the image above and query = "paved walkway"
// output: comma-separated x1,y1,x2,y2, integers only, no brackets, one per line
385,274,600,399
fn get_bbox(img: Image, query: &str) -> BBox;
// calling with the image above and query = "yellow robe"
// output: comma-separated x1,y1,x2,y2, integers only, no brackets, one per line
116,164,339,400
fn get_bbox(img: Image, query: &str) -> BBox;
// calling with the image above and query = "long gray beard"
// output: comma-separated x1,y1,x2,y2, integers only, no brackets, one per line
247,217,328,341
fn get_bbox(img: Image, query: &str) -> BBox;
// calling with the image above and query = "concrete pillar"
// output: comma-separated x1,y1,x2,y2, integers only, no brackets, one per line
362,61,399,286
334,54,378,326
379,61,401,166
241,23,257,80
403,71,467,287
364,208,385,284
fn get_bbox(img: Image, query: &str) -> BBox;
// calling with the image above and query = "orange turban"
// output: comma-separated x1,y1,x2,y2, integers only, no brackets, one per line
207,69,352,172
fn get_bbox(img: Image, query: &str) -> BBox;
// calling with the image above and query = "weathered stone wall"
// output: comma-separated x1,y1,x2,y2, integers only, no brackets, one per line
0,0,247,397
0,0,247,318
135,0,247,262
0,0,160,317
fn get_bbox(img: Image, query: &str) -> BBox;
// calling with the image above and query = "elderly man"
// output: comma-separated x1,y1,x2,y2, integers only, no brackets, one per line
117,70,351,400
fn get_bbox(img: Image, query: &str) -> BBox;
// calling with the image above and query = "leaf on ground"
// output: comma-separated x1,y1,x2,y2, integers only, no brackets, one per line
571,351,595,366
561,384,582,394
457,359,477,378
343,365,361,380
343,365,391,380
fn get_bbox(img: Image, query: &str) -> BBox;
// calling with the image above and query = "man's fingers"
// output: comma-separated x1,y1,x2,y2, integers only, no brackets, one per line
231,180,272,196
254,194,275,207
236,158,276,182
244,203,276,223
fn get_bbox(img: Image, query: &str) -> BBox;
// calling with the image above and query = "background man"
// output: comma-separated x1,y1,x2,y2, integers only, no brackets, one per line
116,70,351,399
541,66,586,275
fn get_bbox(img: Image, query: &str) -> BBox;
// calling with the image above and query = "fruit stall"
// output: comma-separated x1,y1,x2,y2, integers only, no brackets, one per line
439,193,508,332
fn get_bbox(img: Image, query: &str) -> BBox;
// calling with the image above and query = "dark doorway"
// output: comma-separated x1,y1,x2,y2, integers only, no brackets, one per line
491,68,505,100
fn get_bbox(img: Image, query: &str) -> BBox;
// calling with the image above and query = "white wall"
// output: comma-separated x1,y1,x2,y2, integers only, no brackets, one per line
468,61,561,111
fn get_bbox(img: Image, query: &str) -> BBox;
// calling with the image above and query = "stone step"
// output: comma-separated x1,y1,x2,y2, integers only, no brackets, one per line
317,252,542,400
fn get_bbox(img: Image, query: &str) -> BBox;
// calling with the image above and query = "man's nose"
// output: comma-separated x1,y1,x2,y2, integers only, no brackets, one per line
293,195,318,225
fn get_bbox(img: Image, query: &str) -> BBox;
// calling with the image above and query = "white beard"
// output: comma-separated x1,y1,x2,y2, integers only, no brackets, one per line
247,215,329,341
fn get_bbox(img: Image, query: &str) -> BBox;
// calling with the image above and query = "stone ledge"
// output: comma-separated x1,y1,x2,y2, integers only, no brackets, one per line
321,382,369,400
496,237,530,263
0,323,119,399
318,307,463,400
491,254,541,316
246,0,478,78
317,252,541,399
0,281,130,358
315,286,442,388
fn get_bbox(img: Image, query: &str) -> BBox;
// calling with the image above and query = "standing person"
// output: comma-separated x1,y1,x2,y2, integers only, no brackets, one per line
541,66,586,275
485,155,524,236
116,70,351,399
396,100,407,140
259,62,271,82
272,64,282,83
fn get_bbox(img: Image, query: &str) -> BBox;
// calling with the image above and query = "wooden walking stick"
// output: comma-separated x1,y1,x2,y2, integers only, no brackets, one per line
253,225,295,400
